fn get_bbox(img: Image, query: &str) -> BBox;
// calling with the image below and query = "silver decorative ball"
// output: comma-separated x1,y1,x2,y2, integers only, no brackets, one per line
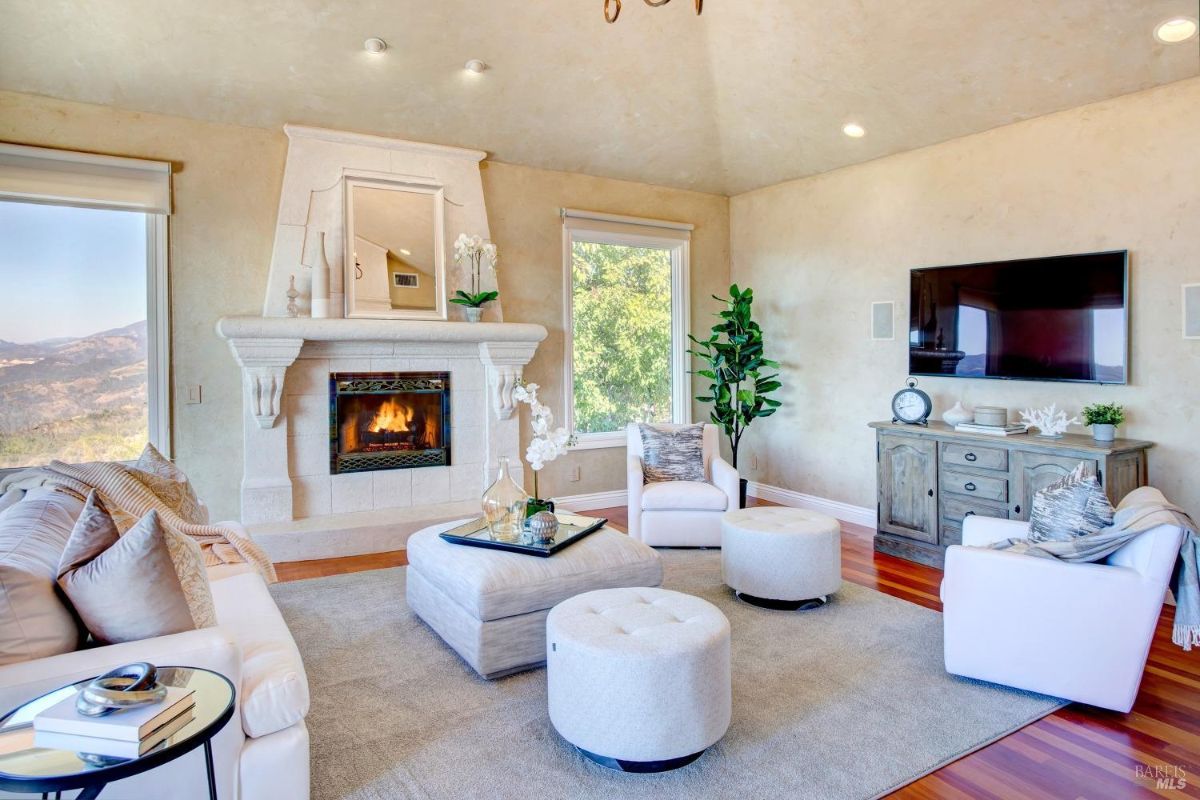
527,511,559,543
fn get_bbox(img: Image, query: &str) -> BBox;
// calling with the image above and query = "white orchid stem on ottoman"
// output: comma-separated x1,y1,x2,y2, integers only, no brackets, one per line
512,380,575,509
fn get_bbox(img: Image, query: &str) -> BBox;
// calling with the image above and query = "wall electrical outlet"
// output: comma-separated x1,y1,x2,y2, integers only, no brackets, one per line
568,466,581,482
184,384,203,405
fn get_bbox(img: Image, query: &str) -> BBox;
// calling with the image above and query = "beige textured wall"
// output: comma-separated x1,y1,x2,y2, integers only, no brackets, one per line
482,161,730,498
0,91,730,516
1,90,287,521
730,78,1200,516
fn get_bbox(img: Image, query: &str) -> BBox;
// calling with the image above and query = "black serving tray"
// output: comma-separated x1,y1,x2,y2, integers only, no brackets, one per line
439,513,608,557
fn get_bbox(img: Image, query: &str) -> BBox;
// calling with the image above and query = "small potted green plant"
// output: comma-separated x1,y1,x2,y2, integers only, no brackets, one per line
451,234,499,322
1082,402,1125,442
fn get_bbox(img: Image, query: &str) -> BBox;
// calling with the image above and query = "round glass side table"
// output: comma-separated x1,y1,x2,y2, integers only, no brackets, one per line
0,666,235,800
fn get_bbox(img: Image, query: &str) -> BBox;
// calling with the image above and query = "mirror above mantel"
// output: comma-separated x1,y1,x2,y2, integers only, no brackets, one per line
343,176,447,321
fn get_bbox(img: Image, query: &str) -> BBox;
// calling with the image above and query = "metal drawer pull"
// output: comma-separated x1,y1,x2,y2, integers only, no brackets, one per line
965,511,976,516
964,482,977,492
964,452,977,462
928,489,934,497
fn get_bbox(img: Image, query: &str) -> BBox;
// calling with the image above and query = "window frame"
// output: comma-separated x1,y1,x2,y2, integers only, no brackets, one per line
0,143,172,467
561,210,692,450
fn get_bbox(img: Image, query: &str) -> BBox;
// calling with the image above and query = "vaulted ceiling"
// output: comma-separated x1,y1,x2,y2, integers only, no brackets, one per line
2,1,1197,195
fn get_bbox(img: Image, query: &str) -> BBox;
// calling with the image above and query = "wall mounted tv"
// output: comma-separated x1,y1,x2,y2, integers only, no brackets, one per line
909,250,1128,384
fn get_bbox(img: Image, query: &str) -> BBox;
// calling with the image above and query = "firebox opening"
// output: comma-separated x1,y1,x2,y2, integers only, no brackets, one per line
329,372,451,474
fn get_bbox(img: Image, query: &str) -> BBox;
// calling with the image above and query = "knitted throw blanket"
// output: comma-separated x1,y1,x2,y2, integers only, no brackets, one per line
991,487,1199,651
1,461,276,583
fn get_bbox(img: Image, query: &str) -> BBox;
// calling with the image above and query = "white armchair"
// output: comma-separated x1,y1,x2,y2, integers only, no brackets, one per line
942,514,1183,712
626,423,740,547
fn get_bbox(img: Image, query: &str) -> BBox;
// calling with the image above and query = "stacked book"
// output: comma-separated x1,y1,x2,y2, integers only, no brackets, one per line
954,422,1029,437
34,686,195,760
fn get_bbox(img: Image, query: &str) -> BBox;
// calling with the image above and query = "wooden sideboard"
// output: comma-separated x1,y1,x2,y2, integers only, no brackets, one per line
868,421,1153,566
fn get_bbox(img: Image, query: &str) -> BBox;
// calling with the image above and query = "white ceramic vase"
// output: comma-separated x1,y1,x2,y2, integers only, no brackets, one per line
942,401,972,427
310,231,331,319
1092,423,1116,442
464,307,483,323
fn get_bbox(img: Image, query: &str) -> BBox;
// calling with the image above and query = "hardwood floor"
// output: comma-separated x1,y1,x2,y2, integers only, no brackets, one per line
275,500,1200,798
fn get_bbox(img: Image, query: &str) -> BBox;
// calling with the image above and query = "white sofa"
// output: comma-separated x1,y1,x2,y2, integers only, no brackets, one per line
942,513,1183,713
0,493,310,800
626,423,739,547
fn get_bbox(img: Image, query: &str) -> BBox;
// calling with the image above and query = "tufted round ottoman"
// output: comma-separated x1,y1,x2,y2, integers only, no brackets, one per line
546,587,731,773
721,506,842,610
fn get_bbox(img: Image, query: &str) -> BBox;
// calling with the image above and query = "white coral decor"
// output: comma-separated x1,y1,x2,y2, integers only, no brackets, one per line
1019,403,1080,438
512,381,576,498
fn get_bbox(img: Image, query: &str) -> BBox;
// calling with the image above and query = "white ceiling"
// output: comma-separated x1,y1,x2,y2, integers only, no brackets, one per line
2,0,1197,195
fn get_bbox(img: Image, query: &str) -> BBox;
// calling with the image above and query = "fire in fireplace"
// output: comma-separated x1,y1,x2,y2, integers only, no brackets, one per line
329,372,451,474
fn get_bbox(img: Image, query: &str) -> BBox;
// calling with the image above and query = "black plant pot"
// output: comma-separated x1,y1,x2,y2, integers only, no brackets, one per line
739,478,749,509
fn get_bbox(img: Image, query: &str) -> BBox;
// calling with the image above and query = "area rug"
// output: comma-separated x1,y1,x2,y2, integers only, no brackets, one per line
271,550,1065,800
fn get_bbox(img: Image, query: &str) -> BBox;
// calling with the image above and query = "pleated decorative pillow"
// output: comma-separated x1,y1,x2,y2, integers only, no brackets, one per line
1028,462,1115,543
638,423,706,483
57,493,216,645
127,442,208,525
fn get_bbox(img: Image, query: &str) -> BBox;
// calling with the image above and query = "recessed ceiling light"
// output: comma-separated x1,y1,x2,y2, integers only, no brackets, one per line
1154,17,1198,43
464,59,488,74
363,37,388,54
842,123,865,138
398,248,412,256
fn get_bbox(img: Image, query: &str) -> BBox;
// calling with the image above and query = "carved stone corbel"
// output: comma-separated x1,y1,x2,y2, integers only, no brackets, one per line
224,338,304,428
479,341,539,420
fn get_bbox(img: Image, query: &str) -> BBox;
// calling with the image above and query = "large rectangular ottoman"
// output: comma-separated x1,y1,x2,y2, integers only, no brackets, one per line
405,520,663,679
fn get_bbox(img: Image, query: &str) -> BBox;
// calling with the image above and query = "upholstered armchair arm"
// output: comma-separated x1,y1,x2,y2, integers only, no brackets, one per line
626,455,645,541
711,456,740,511
960,515,1031,547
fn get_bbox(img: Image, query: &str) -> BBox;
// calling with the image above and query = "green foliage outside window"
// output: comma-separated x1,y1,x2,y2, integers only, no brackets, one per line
571,241,673,434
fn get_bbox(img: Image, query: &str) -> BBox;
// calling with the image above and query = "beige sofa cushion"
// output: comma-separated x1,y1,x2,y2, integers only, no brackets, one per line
0,489,85,665
127,442,208,525
57,496,217,644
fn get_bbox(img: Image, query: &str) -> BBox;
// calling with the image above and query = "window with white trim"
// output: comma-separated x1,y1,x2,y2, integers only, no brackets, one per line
0,143,171,468
562,209,691,449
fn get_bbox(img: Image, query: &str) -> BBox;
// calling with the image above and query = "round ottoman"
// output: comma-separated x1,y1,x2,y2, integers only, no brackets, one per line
721,506,842,610
546,587,731,773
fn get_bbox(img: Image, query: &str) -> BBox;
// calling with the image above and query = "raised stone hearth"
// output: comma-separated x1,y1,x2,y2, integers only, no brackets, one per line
216,316,546,560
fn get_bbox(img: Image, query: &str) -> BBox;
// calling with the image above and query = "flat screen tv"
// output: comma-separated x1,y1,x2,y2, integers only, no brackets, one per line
909,250,1128,384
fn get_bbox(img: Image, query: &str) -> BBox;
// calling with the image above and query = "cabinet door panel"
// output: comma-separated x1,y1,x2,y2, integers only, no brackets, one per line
879,435,938,543
1012,452,1098,520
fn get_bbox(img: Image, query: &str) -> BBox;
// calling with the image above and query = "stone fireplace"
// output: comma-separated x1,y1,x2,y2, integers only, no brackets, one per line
330,371,452,475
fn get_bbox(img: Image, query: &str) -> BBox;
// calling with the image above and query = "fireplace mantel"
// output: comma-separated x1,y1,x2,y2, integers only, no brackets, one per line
215,315,547,540
216,316,546,427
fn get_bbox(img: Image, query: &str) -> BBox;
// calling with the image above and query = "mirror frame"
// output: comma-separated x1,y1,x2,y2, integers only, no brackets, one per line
343,175,447,321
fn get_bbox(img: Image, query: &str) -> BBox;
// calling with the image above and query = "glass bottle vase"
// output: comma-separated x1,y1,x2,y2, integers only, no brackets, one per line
481,456,529,542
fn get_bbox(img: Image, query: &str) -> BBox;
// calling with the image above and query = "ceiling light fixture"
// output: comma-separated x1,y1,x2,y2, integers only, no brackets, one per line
363,38,388,55
604,0,702,24
464,59,488,74
842,123,866,138
1154,17,1198,43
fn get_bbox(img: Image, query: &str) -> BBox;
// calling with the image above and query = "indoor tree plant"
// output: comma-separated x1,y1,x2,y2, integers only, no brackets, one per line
451,234,499,322
1082,402,1125,443
688,284,782,507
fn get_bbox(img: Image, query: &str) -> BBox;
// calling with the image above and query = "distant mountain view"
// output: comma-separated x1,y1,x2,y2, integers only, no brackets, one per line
0,320,148,468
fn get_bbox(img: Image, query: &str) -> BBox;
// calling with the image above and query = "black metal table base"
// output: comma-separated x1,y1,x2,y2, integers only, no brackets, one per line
33,740,217,800
735,591,828,611
579,747,706,773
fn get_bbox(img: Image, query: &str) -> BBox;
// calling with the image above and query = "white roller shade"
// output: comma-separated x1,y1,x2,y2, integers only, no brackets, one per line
0,143,171,214
562,208,691,243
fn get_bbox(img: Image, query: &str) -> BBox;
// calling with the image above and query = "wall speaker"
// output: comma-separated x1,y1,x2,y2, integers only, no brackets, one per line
871,301,894,341
1185,284,1200,340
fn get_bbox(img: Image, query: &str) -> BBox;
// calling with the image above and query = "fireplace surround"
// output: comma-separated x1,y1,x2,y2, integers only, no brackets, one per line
330,371,452,475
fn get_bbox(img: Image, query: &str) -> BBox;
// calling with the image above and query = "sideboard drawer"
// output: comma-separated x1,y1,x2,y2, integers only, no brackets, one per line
940,520,963,547
942,442,1008,471
942,494,1009,525
942,469,1008,503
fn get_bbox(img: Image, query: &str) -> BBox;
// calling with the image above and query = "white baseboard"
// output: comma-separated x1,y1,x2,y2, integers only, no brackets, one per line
550,488,628,512
747,482,877,529
552,483,876,529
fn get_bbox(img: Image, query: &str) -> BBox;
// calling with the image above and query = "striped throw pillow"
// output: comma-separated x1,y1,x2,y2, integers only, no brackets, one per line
1028,462,1114,542
638,423,706,483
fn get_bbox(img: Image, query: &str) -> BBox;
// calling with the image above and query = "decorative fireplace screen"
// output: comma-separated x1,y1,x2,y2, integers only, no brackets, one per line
329,372,451,474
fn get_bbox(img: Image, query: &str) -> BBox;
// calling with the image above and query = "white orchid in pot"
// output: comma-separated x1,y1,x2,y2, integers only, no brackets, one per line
512,380,575,517
451,234,499,322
